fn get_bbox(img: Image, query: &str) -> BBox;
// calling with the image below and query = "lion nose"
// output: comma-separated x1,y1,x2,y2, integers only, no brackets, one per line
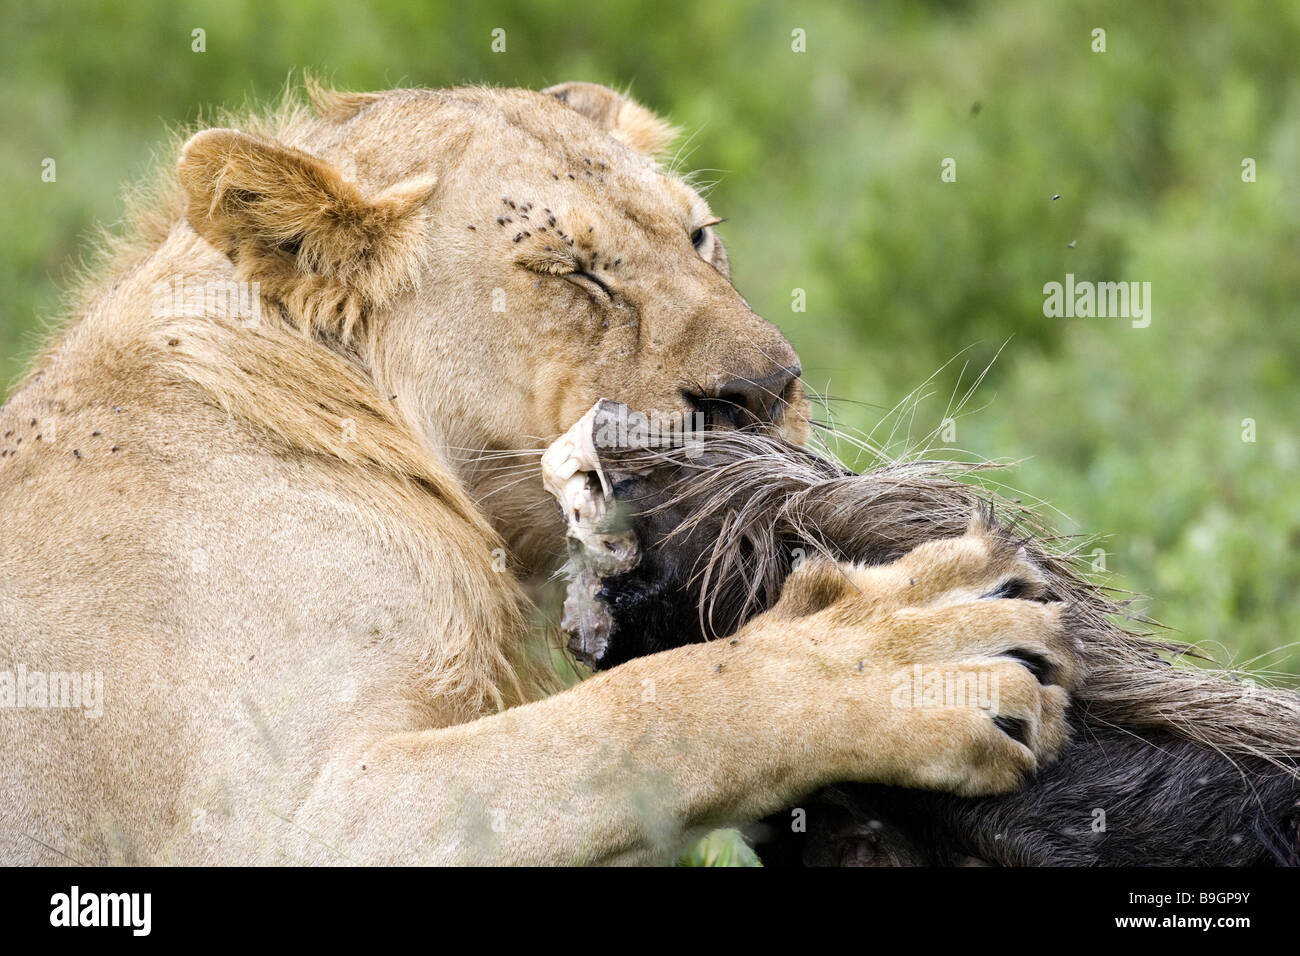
690,364,802,428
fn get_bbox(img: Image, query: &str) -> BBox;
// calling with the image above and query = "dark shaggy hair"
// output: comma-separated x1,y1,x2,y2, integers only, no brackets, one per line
561,418,1300,866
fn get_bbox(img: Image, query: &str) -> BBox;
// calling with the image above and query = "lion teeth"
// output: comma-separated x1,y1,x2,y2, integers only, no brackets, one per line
541,403,613,536
542,402,635,552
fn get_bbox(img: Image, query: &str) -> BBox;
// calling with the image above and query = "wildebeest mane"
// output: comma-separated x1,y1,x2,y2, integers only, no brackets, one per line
584,429,1300,865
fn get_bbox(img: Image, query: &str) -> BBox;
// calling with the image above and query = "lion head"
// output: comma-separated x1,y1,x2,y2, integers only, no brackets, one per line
174,81,807,565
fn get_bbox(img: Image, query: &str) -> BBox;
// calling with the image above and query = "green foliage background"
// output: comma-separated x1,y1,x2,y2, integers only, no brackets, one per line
2,0,1297,687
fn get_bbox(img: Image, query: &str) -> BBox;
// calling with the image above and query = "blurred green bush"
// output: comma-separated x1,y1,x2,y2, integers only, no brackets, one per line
2,0,1297,677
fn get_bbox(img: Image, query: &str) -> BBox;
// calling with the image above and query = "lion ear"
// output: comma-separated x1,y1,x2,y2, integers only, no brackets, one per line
542,82,679,160
177,127,436,340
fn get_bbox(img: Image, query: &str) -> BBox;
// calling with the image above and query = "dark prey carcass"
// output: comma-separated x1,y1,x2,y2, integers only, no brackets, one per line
543,400,1300,866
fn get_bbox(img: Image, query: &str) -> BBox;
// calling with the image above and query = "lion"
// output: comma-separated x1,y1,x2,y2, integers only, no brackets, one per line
0,81,1080,865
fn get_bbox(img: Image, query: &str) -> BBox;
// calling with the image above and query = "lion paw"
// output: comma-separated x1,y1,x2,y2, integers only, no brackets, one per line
766,515,1083,796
